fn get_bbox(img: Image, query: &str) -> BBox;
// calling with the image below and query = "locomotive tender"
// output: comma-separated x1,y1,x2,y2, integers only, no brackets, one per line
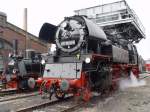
37,15,140,101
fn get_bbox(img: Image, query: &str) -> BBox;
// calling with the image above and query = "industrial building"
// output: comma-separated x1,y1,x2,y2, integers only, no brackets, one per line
74,0,145,42
0,11,48,72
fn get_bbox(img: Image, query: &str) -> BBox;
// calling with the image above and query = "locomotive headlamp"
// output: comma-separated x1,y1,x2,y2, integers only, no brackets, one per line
12,69,18,74
38,77,42,81
85,57,91,64
8,53,13,58
41,59,45,65
61,21,67,28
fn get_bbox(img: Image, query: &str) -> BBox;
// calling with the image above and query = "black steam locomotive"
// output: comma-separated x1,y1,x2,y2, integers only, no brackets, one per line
1,40,43,90
37,15,140,101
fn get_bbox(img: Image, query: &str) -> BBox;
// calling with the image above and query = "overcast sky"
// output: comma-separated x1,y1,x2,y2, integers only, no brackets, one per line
0,0,149,59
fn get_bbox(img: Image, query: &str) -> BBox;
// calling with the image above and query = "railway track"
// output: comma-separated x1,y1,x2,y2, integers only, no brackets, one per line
0,74,148,112
0,87,38,98
0,92,39,102
16,95,75,112
0,92,48,112
0,88,17,96
16,94,106,112
11,87,115,112
15,94,101,112
59,102,84,112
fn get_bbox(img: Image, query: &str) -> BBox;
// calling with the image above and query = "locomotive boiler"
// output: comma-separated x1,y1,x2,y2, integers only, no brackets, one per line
37,15,140,101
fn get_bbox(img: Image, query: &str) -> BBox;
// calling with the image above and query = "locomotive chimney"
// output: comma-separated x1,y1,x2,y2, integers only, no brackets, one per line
23,8,27,31
23,8,30,56
13,39,18,56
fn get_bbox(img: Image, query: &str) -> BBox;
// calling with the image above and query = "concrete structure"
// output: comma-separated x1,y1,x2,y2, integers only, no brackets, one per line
0,11,48,71
75,0,145,43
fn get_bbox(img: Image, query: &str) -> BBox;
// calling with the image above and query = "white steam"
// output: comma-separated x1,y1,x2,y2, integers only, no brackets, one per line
119,72,146,90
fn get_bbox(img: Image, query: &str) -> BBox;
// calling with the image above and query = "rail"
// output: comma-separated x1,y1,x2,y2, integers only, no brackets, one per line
16,96,73,112
0,92,38,102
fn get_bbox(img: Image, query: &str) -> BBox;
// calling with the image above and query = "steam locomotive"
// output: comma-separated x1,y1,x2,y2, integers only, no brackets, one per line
37,15,140,101
0,40,43,90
